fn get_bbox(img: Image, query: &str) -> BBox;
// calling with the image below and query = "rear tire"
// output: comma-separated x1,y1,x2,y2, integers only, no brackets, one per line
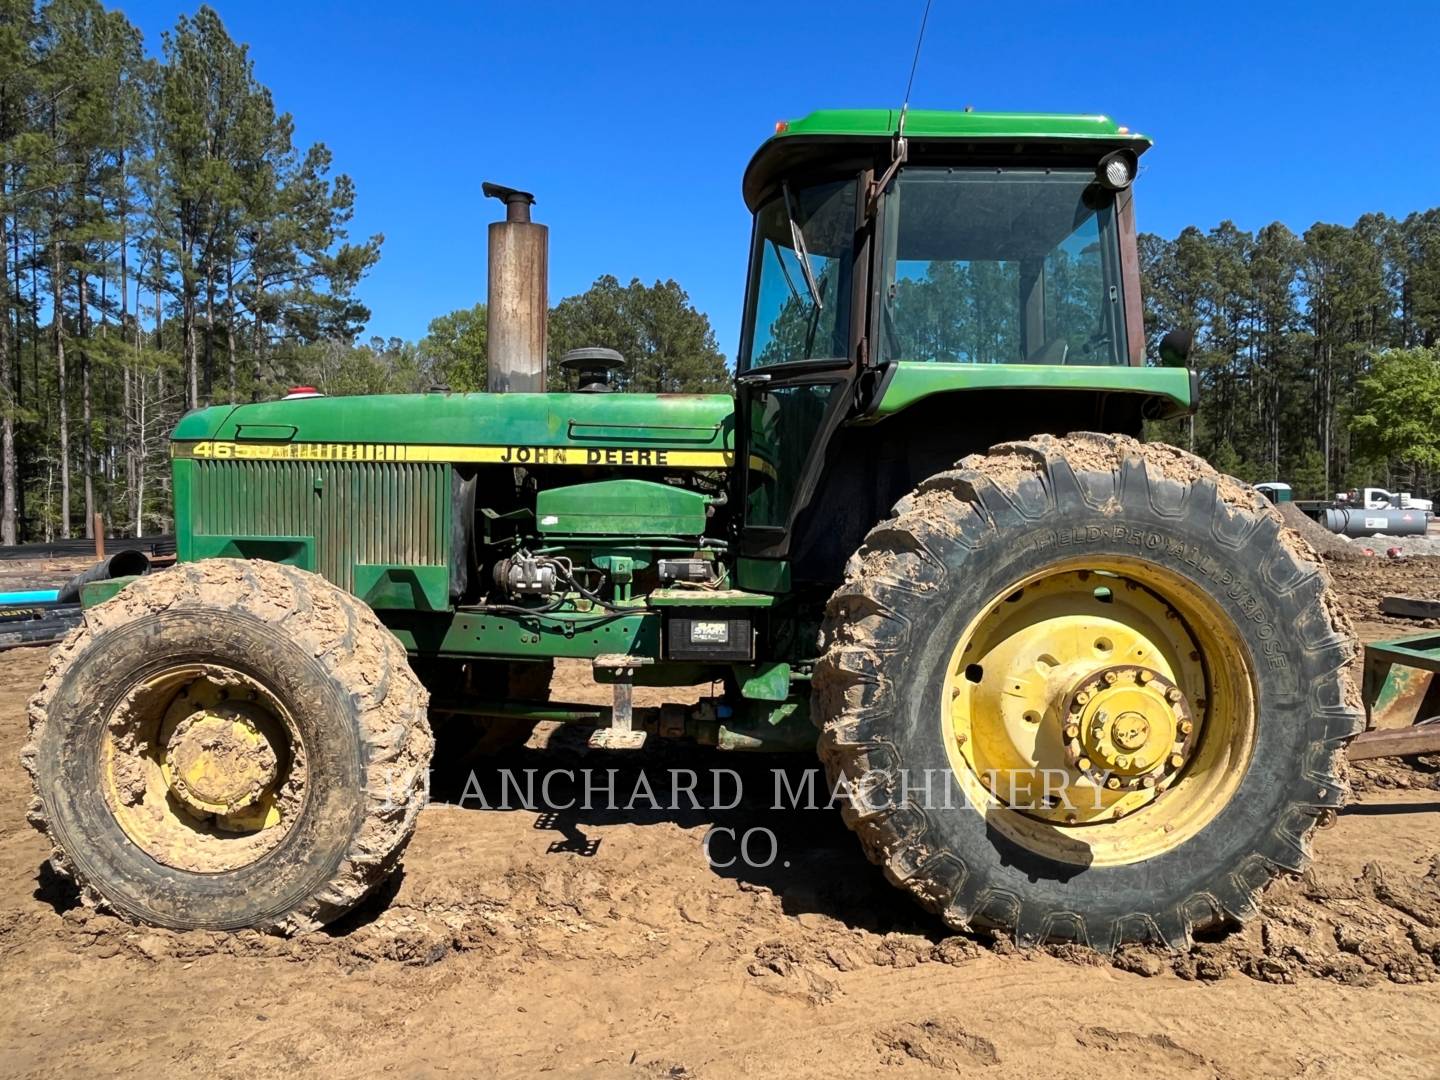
23,559,433,933
813,433,1362,951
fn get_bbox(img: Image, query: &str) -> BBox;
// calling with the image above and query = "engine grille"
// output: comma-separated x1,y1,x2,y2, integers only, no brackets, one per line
190,459,450,593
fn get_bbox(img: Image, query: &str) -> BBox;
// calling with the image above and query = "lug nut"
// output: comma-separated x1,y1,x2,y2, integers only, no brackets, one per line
1166,687,1182,702
1170,753,1184,769
1142,776,1157,789
1179,720,1194,735
1077,758,1092,771
1106,776,1121,790
1104,671,1118,685
1138,670,1153,683
1116,755,1131,769
1064,724,1079,739
1077,691,1091,705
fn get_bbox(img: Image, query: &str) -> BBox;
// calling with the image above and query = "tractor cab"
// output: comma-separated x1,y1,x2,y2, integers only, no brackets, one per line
733,110,1182,568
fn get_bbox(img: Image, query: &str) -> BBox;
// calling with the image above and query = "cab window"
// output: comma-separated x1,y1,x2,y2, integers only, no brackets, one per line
878,168,1126,365
742,180,855,368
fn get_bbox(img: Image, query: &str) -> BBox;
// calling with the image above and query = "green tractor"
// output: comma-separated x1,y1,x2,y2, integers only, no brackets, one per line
25,110,1361,950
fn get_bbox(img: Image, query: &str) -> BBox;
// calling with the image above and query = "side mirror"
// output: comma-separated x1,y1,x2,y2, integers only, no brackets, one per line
1158,329,1193,367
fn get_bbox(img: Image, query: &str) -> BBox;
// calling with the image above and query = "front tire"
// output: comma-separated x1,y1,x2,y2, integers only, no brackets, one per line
23,559,433,933
813,434,1362,951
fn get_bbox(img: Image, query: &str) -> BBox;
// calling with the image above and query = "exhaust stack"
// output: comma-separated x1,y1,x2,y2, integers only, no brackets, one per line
483,182,548,393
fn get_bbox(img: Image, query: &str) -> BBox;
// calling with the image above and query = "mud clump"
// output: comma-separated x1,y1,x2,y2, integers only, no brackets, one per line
1352,756,1440,793
1086,855,1440,987
875,1017,1000,1070
1328,555,1440,628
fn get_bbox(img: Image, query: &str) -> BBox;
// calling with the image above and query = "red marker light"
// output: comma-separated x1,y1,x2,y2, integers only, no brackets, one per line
282,386,323,400
774,120,788,135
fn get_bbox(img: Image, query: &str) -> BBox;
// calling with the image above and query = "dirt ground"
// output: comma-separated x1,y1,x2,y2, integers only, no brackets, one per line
5,561,1440,1078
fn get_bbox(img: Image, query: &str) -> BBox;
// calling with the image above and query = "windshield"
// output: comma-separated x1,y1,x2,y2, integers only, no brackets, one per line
741,179,855,368
879,168,1126,365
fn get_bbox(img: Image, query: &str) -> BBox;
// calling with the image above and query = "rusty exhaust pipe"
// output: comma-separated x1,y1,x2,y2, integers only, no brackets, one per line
483,182,548,393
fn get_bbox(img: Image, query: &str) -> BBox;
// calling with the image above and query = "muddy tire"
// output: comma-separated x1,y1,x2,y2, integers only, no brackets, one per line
813,433,1363,951
22,559,433,933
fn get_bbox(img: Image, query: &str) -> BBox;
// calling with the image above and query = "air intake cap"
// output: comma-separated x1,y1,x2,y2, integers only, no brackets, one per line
560,347,626,393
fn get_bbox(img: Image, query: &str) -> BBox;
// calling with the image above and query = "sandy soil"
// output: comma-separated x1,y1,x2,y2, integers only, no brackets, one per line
4,569,1440,1078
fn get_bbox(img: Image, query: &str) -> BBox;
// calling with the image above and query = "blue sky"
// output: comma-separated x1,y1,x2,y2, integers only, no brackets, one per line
118,0,1440,363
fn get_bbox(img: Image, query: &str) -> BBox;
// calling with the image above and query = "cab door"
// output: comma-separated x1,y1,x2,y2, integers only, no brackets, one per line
734,175,868,558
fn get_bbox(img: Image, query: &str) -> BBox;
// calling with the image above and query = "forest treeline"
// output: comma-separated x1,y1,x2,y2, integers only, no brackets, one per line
1141,212,1440,497
3,0,1438,544
0,1,728,544
1,0,379,543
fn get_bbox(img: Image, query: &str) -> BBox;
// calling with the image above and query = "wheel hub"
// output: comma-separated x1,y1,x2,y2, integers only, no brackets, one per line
162,702,282,817
1062,666,1194,795
162,705,279,817
945,566,1224,837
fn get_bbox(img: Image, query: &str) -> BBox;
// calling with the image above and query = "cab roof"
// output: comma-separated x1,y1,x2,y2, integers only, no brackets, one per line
743,108,1152,209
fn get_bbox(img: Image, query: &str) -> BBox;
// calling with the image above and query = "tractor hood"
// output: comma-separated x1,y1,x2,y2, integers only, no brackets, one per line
170,391,737,469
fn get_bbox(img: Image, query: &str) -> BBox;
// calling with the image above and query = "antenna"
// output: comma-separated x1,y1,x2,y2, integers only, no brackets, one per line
898,0,934,138
868,0,933,214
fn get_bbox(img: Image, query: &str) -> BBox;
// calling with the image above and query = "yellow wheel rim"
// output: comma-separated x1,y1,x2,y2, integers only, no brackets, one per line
941,557,1256,866
101,664,305,873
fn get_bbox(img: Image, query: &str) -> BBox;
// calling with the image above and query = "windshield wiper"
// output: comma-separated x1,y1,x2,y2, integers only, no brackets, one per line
781,181,823,311
770,239,801,302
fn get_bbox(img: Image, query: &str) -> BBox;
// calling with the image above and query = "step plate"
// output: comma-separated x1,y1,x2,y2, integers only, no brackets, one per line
588,727,648,751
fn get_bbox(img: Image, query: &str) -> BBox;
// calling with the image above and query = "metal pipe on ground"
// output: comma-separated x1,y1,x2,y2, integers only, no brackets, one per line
483,182,547,393
55,549,150,604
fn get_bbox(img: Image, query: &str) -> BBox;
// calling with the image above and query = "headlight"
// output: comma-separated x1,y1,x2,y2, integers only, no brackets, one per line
1097,150,1137,191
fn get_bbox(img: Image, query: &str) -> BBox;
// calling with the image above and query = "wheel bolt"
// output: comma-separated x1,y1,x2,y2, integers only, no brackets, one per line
1064,724,1079,739
1138,670,1153,683
1143,776,1157,789
1179,720,1194,735
1077,758,1092,771
1116,755,1131,769
1104,671,1118,685
1166,688,1182,702
1106,777,1121,790
1170,753,1184,769
1077,691,1090,704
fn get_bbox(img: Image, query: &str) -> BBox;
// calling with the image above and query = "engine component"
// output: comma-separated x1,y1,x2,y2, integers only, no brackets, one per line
537,479,710,538
658,558,715,584
664,614,754,661
560,347,626,393
492,553,562,598
483,182,547,393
